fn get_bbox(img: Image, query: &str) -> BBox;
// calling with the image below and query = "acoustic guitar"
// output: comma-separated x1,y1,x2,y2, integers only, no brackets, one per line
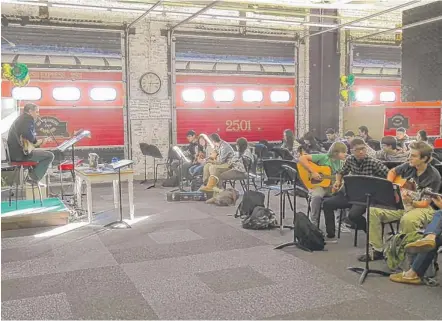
20,136,52,156
297,161,334,189
393,175,442,202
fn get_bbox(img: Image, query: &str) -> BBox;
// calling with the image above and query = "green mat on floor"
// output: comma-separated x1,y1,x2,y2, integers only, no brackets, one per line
1,198,67,215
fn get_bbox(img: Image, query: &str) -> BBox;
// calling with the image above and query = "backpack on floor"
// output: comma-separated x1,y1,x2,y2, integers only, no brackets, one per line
384,231,423,270
191,176,203,191
235,190,265,218
293,212,325,251
241,206,278,230
162,175,179,187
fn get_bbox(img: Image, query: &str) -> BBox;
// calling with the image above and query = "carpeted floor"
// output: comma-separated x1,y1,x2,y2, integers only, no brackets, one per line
2,182,441,320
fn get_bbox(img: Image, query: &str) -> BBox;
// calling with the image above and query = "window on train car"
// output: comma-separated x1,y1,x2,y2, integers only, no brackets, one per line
380,91,396,102
270,90,290,102
213,89,235,102
182,88,205,102
242,90,263,102
53,87,81,101
90,87,117,101
11,87,42,101
355,89,374,103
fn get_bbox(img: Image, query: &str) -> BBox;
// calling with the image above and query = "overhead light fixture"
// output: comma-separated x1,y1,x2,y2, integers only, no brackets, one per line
111,8,144,13
51,3,108,11
2,0,47,6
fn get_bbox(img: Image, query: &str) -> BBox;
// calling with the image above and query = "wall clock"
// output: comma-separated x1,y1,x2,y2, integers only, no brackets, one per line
139,72,161,95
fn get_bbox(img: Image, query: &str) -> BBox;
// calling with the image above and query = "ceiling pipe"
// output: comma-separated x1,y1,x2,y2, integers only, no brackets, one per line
170,0,221,31
353,14,442,41
304,0,421,39
127,0,163,29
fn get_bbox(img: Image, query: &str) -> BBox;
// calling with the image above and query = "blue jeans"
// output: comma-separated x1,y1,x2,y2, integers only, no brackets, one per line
411,210,442,277
424,210,442,236
189,164,203,176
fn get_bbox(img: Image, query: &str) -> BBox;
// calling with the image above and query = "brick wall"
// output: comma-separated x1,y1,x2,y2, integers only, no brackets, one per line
124,20,172,179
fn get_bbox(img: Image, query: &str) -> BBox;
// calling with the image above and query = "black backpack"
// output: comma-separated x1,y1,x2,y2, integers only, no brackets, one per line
235,191,265,218
293,212,325,251
242,206,278,230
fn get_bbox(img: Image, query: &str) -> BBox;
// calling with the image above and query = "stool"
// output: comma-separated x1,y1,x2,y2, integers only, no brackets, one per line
9,161,43,209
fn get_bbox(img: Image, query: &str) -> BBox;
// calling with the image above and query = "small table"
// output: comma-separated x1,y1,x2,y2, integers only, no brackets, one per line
74,167,134,223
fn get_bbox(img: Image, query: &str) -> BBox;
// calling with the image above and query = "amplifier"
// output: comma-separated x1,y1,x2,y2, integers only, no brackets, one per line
166,191,211,202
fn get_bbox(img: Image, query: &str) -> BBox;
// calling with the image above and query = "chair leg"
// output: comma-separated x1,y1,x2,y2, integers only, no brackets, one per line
267,189,270,208
337,209,343,239
381,223,385,238
32,181,36,203
354,228,358,247
36,181,43,207
9,167,19,206
389,222,396,235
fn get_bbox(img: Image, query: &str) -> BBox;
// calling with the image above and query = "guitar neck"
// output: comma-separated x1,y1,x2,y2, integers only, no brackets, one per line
422,190,442,199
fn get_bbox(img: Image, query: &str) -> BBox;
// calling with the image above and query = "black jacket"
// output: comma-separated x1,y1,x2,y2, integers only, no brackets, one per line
7,113,37,161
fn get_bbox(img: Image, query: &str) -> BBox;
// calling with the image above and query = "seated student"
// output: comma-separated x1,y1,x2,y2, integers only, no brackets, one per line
361,141,441,262
200,133,234,189
325,128,342,143
189,134,212,177
390,203,442,285
396,127,410,150
366,136,409,162
281,129,300,155
298,142,348,227
358,126,372,143
216,137,253,189
416,129,431,146
344,130,355,144
322,138,389,239
170,130,199,179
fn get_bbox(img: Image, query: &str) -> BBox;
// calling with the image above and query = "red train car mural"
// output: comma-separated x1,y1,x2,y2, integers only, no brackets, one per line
175,75,296,144
1,70,124,149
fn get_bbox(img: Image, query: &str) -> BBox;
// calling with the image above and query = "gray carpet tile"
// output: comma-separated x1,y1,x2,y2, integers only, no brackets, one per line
196,266,274,293
122,245,368,319
1,293,73,320
266,296,424,320
2,234,118,280
107,218,267,264
1,242,54,263
1,266,158,320
149,228,204,244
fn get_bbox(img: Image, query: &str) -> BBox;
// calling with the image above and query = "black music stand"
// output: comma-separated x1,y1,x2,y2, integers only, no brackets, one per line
57,130,91,204
139,143,163,189
170,147,191,192
274,164,311,252
345,175,404,284
104,159,134,229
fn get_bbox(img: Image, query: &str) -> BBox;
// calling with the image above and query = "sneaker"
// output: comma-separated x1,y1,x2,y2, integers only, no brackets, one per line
405,238,436,254
357,247,383,262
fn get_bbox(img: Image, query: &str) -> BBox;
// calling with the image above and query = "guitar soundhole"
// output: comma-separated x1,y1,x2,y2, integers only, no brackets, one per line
311,178,323,184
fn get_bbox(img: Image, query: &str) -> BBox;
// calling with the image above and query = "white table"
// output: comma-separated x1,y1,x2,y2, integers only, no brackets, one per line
74,167,134,223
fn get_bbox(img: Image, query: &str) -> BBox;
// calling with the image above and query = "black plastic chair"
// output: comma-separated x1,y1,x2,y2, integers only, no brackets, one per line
271,147,294,160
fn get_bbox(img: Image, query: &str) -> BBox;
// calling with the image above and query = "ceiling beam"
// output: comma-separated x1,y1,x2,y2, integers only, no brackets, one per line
353,14,442,41
128,0,163,29
304,0,421,39
170,0,221,31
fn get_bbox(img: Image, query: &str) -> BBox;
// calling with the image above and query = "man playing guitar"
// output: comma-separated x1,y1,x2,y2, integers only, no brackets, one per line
7,103,54,183
298,141,348,229
362,141,441,262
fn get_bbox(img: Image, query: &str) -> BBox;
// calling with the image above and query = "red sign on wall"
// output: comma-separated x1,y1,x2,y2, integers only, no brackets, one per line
176,109,294,144
38,108,124,148
384,108,441,136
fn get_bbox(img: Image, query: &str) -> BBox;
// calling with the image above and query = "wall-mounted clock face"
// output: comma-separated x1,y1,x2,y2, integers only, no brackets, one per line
139,72,161,95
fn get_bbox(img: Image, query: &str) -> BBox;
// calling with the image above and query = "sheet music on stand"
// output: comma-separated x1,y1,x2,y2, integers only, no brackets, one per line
57,130,91,152
111,159,134,170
